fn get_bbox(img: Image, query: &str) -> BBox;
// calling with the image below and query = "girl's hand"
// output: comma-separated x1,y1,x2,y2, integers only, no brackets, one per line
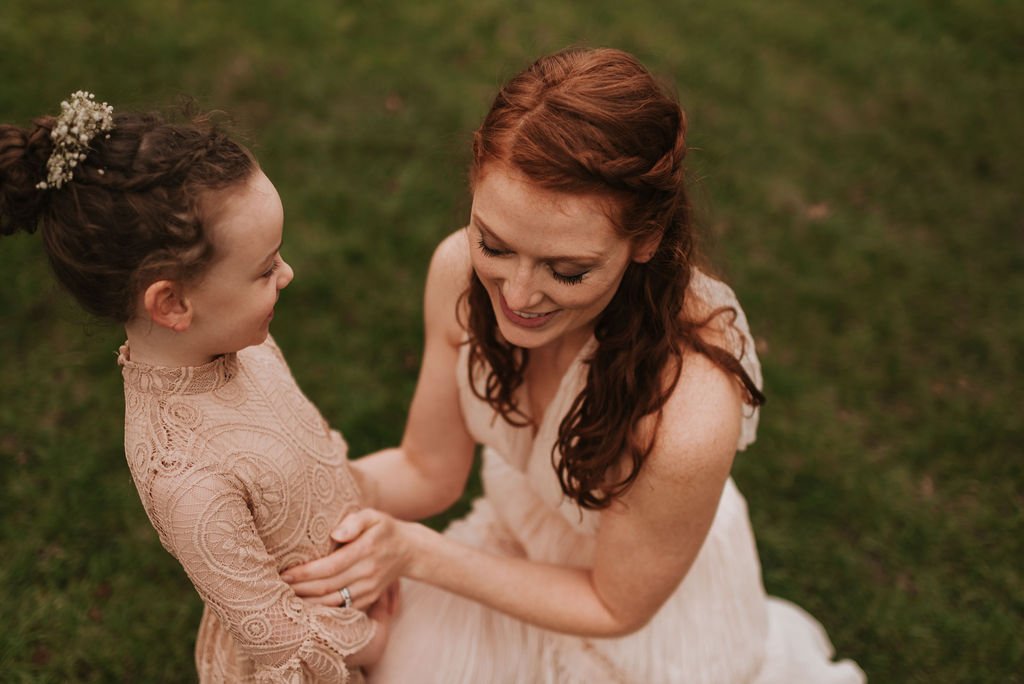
282,508,416,611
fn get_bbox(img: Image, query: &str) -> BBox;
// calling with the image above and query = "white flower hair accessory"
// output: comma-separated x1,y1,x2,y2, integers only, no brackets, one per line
36,91,114,190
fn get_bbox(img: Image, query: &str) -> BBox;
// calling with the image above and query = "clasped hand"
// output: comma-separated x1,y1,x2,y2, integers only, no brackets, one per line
282,508,414,611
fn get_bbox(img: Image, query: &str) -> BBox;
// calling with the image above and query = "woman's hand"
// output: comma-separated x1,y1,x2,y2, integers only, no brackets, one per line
282,508,418,611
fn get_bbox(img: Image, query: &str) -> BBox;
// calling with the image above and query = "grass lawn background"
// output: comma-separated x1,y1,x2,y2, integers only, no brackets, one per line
1,1,1020,681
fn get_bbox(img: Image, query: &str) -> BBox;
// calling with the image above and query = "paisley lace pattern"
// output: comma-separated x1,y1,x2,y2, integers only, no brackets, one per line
120,337,373,683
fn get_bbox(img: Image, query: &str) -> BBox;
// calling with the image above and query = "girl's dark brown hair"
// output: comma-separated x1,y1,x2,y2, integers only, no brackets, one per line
0,101,255,322
466,47,765,509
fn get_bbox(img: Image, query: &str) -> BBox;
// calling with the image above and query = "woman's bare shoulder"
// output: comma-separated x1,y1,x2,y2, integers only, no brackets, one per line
430,229,471,278
646,350,744,486
426,229,472,297
424,229,472,345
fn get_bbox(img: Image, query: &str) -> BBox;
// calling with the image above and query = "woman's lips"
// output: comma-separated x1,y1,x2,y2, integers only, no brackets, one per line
498,292,559,329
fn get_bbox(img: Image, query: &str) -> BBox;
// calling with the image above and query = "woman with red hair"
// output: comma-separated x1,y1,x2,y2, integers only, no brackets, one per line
285,47,865,683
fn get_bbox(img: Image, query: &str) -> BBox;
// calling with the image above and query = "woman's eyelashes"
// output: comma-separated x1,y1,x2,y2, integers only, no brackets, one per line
476,236,506,258
551,269,586,285
476,236,589,285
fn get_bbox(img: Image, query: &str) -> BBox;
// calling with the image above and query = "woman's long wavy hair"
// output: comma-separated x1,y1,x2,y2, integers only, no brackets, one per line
465,47,765,510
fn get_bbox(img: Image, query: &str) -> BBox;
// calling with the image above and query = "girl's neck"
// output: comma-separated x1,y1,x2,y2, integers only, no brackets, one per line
124,320,218,368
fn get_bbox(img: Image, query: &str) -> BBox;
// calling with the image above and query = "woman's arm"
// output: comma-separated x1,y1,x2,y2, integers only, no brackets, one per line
289,351,744,637
350,230,477,518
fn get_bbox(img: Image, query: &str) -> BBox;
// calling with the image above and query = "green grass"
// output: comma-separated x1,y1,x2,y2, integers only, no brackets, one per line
1,1,1021,681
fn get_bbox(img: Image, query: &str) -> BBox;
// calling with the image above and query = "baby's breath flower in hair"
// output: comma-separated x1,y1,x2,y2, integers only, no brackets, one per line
36,91,114,190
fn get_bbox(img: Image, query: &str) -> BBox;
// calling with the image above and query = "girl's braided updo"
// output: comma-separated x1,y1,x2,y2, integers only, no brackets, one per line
0,102,255,322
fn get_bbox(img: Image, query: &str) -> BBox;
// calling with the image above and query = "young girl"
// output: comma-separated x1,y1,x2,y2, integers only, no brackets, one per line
0,92,391,682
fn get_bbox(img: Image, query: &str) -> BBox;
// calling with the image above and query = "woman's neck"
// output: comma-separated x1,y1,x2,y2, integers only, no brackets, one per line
527,325,592,373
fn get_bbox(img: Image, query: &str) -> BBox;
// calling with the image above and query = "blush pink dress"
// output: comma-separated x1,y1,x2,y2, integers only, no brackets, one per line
369,273,866,683
120,337,374,683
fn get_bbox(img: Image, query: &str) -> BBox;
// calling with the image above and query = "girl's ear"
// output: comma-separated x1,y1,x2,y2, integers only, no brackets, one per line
142,280,194,332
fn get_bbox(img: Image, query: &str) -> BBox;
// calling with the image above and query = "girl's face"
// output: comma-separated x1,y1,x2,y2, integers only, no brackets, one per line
184,169,293,358
468,164,647,353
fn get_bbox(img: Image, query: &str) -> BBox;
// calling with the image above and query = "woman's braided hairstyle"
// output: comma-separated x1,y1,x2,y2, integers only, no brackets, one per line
0,102,254,322
465,47,764,509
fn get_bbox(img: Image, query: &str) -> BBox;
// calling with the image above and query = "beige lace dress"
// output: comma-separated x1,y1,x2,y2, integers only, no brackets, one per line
120,337,374,683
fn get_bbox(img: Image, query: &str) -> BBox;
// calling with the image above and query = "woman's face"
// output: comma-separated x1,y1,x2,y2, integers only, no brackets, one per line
468,164,649,352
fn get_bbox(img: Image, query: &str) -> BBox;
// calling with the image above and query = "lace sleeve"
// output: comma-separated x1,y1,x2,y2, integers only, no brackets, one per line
152,464,375,683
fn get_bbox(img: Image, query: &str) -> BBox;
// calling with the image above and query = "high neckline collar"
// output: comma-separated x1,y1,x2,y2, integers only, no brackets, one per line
118,342,239,396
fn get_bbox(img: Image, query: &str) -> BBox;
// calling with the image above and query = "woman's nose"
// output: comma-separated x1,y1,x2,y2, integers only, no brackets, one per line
501,261,542,310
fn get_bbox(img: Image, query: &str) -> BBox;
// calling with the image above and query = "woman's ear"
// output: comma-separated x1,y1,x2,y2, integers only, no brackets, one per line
142,280,194,332
632,231,662,264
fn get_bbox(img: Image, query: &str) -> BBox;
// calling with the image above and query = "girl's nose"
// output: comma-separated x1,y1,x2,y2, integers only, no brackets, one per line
277,258,295,289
